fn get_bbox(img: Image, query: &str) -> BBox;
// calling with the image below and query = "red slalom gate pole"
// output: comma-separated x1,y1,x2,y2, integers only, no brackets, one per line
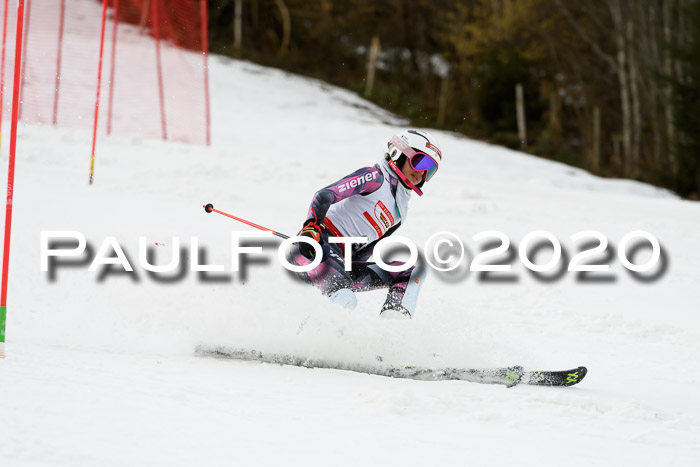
18,0,29,120
89,0,109,185
0,0,9,149
1,0,27,359
152,0,167,140
106,0,119,135
200,0,210,146
52,0,66,126
203,203,290,239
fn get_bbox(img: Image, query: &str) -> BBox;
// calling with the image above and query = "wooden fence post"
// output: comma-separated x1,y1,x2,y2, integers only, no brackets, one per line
516,83,526,147
364,35,380,98
274,0,290,57
233,0,242,55
437,75,449,126
592,106,601,171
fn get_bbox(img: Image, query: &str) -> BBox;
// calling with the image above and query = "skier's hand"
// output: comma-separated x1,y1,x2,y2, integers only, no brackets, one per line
298,221,323,259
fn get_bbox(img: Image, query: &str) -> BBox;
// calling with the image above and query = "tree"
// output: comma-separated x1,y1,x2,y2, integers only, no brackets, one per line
670,0,700,197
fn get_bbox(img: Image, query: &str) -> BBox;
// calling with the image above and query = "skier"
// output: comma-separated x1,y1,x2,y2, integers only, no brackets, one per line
289,129,443,319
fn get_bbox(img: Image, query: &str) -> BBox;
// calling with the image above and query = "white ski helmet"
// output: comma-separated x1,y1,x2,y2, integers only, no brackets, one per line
386,129,442,194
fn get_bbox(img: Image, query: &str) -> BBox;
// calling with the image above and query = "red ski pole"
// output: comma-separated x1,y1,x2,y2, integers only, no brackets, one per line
203,203,290,239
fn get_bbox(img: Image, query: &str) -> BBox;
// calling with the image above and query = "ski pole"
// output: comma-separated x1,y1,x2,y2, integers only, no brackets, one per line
203,203,290,239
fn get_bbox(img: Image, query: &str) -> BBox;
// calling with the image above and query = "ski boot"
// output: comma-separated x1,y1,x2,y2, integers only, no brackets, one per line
329,288,357,310
380,286,412,319
379,267,426,320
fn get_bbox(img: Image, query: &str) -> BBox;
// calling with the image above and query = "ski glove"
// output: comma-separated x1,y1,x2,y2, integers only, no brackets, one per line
298,220,324,259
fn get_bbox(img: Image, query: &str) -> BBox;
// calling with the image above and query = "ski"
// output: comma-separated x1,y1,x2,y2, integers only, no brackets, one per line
195,345,587,388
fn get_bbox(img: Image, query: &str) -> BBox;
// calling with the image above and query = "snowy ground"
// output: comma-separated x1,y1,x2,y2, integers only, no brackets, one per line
1,17,700,467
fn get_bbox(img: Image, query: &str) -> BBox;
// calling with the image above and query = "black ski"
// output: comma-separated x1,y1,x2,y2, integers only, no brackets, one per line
378,364,587,387
196,345,587,388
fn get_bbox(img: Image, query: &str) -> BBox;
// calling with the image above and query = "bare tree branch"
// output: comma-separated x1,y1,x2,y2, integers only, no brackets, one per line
553,0,618,72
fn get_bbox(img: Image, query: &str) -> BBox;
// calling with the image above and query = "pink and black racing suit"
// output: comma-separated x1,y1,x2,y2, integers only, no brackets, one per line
289,159,419,309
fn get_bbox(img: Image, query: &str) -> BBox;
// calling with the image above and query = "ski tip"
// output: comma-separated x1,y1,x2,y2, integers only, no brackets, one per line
523,366,588,387
563,366,587,386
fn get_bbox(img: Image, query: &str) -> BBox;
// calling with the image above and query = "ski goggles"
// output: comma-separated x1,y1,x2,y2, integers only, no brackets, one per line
389,136,439,182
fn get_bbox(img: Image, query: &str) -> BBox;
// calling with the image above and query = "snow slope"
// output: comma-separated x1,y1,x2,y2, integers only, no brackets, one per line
1,18,700,467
